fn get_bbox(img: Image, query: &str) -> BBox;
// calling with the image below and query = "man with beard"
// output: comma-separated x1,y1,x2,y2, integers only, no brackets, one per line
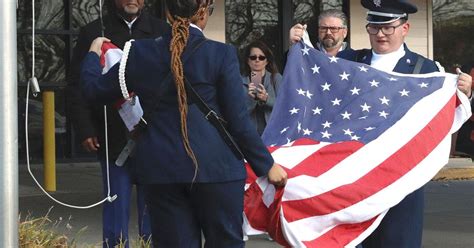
67,0,168,247
289,9,350,56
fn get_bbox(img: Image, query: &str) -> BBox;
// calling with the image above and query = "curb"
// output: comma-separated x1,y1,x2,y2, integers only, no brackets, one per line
434,167,474,181
433,158,474,181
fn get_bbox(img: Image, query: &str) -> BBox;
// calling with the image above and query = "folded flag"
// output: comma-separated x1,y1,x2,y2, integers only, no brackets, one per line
243,42,471,247
99,42,143,132
100,42,123,74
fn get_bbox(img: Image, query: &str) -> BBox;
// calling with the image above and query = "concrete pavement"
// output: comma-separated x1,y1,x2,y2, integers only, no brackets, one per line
19,159,474,247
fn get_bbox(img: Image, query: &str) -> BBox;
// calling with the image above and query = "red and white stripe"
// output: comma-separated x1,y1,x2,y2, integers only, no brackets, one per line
100,42,122,74
99,42,132,109
244,72,471,247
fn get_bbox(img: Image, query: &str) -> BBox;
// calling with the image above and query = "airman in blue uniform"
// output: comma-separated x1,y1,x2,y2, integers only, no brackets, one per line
80,0,288,247
339,1,472,247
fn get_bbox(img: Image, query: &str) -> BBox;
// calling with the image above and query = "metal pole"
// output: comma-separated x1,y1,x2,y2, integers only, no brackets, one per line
280,0,293,52
43,91,56,191
0,0,18,246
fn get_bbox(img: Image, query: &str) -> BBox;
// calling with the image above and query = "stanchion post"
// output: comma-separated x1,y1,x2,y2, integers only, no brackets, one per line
43,90,56,191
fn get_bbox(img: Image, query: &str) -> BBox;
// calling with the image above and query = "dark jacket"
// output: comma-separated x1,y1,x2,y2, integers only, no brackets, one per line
67,11,169,159
80,27,274,184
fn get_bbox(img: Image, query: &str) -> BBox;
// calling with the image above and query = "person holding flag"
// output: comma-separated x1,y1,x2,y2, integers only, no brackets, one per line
290,9,351,57
242,0,471,247
80,0,287,247
338,1,472,247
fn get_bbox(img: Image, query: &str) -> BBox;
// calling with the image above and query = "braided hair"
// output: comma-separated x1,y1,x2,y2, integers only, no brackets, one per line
165,0,213,180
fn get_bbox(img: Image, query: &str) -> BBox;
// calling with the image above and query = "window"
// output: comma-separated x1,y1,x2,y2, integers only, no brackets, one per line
433,0,474,72
293,0,345,47
17,0,165,160
226,0,282,68
225,0,347,71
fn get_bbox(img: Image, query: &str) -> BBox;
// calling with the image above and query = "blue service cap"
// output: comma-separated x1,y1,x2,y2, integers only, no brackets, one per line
361,0,418,24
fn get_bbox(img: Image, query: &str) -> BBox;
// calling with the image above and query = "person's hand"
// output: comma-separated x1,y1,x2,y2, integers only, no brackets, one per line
267,163,287,187
256,83,268,102
89,37,111,57
248,82,257,99
456,68,472,98
82,137,100,152
289,23,306,45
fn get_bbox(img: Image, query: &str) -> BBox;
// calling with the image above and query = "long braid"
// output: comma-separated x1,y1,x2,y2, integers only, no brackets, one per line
167,8,206,180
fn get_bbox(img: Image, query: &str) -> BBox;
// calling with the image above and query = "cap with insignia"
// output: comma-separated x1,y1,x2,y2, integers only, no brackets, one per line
361,0,418,24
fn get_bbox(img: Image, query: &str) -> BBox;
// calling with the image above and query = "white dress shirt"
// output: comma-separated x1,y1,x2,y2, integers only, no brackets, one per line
371,45,405,72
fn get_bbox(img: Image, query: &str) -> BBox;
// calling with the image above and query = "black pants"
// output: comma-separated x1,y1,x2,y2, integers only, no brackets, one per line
361,187,424,248
144,180,246,248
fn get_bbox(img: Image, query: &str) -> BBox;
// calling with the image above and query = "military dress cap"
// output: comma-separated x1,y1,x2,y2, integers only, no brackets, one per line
361,0,418,24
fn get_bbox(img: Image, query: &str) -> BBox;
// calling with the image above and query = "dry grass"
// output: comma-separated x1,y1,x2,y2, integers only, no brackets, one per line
18,209,152,248
121,235,152,248
19,207,152,248
106,233,152,248
18,212,84,247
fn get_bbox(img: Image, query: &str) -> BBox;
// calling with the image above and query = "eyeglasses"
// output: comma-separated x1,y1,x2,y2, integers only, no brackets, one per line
208,4,214,16
248,55,267,61
318,26,346,33
365,22,405,35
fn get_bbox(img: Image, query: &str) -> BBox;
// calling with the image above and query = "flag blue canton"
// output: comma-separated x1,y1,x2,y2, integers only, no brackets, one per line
262,42,445,146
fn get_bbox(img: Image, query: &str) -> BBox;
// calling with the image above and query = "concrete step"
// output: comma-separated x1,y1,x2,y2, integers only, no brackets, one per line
433,158,474,180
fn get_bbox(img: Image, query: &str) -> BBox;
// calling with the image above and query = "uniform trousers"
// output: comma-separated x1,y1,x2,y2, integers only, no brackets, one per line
144,180,246,248
360,187,424,248
100,157,151,248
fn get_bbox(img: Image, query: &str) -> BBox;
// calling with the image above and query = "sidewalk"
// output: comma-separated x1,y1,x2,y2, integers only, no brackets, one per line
19,159,474,247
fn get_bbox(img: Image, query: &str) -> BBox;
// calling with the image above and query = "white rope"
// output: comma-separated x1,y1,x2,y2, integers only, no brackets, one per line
103,104,116,204
25,0,116,209
119,40,134,100
99,0,117,204
31,0,34,79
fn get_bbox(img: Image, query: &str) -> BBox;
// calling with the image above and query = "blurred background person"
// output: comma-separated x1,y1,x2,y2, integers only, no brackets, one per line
67,0,168,247
241,40,282,136
453,62,474,158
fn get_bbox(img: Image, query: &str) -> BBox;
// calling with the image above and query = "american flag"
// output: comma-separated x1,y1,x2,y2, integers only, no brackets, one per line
99,42,144,131
100,42,122,74
243,42,471,247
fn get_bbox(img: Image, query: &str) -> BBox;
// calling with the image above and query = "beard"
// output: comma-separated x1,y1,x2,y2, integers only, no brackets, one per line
321,36,340,49
123,5,139,15
115,1,142,20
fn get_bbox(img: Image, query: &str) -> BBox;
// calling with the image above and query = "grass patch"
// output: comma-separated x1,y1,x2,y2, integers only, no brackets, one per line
19,212,85,247
19,207,152,247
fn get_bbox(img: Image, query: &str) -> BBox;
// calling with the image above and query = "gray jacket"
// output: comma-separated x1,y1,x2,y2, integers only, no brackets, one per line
241,70,282,134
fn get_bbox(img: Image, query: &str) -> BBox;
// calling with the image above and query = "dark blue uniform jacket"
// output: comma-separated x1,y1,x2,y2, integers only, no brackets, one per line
80,27,274,184
338,44,439,74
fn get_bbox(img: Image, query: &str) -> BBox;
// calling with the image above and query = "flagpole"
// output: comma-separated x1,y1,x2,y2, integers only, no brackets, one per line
0,0,19,246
